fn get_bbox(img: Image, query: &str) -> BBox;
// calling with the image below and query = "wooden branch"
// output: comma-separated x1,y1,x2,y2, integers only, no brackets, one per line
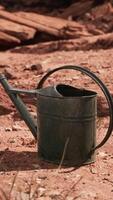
0,18,36,41
0,10,91,39
0,31,20,47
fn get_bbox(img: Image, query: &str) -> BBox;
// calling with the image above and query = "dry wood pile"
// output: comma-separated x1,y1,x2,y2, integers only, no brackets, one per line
0,0,113,51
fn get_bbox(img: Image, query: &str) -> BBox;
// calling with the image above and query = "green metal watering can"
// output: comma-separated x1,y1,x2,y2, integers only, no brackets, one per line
0,65,113,166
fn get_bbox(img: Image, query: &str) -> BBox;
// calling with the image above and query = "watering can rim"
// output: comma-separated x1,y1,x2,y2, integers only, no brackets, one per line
37,83,97,99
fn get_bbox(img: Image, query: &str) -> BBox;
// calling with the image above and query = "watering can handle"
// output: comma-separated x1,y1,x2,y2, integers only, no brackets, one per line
37,65,113,151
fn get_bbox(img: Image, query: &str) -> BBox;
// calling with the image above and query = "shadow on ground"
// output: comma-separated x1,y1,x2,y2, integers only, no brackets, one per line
0,150,58,172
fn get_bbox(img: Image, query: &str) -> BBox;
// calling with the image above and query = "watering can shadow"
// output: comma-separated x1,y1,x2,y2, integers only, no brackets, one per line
0,65,113,167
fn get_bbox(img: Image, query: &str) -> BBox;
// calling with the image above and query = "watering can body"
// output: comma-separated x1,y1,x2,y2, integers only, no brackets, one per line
0,65,113,167
37,85,97,165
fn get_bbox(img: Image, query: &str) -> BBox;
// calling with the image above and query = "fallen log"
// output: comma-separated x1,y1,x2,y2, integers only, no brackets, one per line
11,33,113,54
59,0,93,19
0,10,91,39
19,11,92,38
0,31,20,48
0,18,36,41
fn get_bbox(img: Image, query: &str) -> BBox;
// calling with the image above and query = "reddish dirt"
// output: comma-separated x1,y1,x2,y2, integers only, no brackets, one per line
0,48,113,200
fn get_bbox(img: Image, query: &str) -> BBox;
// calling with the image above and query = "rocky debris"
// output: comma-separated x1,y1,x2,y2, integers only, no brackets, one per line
38,187,46,197
78,190,98,199
0,86,14,115
12,124,23,131
0,105,12,115
3,68,16,79
0,65,16,79
24,63,43,74
0,64,10,68
5,127,12,131
21,138,36,147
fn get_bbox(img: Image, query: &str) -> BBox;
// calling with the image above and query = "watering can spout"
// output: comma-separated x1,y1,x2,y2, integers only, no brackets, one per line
0,74,37,140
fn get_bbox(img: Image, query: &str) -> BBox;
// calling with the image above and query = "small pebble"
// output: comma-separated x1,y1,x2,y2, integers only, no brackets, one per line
5,127,12,132
38,187,46,197
12,124,22,131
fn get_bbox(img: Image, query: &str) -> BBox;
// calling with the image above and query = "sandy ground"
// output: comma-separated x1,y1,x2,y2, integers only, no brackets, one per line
0,48,113,200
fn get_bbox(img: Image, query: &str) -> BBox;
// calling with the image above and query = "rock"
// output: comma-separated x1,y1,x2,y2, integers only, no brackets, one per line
66,197,74,200
9,138,16,143
32,164,41,169
12,124,22,131
4,68,16,79
38,187,46,197
79,190,97,199
31,64,43,74
89,166,97,174
38,175,47,180
5,127,12,132
0,172,5,175
18,192,29,200
21,138,36,147
48,190,61,199
98,151,107,158
24,63,43,74
0,64,10,68
0,104,12,115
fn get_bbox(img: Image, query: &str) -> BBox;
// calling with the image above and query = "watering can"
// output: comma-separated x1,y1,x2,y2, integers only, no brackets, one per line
0,65,113,166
